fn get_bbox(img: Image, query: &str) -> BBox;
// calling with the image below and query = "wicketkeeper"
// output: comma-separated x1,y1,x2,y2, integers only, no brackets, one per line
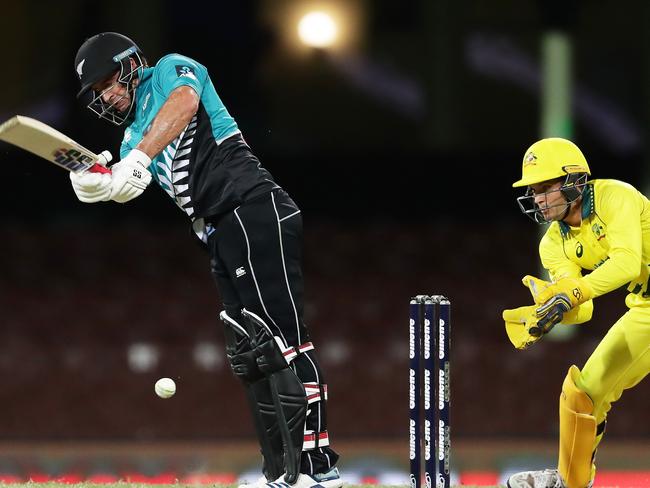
503,138,650,488
69,32,341,488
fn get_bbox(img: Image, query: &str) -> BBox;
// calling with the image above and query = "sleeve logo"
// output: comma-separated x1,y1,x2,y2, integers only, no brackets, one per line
175,65,197,81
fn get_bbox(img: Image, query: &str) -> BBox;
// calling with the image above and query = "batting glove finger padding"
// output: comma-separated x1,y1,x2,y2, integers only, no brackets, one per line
69,171,112,203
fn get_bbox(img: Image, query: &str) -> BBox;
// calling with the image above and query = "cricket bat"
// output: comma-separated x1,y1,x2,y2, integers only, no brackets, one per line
0,115,111,173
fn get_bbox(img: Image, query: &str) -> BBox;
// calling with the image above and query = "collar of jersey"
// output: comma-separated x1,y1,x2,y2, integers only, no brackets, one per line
139,67,154,84
135,67,154,100
559,183,594,237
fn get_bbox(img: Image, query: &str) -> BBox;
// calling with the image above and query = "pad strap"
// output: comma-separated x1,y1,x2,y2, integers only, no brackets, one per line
304,382,328,404
303,430,330,450
275,338,315,364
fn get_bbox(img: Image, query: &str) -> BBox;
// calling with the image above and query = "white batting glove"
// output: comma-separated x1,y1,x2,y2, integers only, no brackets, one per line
109,149,153,203
69,171,112,203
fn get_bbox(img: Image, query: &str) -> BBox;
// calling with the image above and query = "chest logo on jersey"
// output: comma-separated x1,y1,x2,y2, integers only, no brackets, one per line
175,65,197,81
235,266,247,278
592,223,605,241
575,242,583,258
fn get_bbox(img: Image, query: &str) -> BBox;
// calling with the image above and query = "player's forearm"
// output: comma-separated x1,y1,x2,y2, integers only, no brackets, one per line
136,86,199,162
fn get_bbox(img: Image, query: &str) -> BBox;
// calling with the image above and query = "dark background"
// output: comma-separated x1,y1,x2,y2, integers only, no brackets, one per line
1,0,649,446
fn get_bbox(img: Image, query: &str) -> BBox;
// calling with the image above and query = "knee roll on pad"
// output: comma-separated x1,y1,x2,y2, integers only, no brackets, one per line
221,311,264,382
229,338,265,383
559,365,597,488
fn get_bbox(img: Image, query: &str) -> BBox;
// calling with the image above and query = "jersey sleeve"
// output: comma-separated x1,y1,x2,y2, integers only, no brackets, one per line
583,180,643,297
152,53,207,98
539,225,593,325
119,135,133,159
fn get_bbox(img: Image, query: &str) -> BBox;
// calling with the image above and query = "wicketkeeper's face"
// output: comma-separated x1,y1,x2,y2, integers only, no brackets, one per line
529,179,567,221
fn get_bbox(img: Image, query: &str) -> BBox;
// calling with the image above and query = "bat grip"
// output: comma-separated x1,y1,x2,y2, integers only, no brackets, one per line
89,164,111,174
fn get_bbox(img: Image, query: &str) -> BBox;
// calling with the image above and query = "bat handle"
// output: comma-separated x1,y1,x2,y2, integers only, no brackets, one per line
89,164,111,174
89,150,113,174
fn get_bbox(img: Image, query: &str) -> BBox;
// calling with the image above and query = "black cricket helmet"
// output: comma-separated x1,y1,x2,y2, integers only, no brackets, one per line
74,32,145,125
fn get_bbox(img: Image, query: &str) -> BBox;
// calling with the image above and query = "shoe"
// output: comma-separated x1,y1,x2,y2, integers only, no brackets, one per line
507,469,565,488
238,475,269,488
506,468,594,488
310,467,344,488
266,467,344,488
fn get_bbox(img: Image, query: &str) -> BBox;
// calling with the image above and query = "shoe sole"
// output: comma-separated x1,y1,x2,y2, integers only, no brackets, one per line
263,476,344,488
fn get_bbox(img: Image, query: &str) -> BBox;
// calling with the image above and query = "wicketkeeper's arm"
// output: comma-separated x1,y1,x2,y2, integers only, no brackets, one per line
527,230,595,324
581,182,644,297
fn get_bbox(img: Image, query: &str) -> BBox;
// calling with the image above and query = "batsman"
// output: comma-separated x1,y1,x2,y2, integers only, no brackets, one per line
503,138,650,488
69,32,341,488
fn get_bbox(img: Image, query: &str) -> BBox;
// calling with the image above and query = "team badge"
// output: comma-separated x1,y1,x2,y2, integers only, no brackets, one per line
592,223,605,241
524,151,537,166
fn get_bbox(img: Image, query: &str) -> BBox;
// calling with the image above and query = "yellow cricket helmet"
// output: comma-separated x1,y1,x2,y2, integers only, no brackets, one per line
512,138,590,188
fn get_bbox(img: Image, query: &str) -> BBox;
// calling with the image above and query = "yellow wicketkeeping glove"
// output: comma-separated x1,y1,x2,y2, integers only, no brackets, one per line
521,275,552,303
503,305,553,350
522,275,593,319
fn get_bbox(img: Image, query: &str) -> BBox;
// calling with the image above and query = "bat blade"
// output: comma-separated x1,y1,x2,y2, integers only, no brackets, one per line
0,115,110,173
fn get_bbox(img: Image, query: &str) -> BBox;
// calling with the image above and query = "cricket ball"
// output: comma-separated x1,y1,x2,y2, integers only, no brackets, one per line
154,377,176,399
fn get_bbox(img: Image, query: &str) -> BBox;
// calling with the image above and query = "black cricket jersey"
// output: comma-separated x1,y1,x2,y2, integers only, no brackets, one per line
119,53,279,236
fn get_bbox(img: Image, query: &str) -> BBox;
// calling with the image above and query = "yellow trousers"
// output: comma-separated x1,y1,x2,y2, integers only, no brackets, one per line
577,295,650,424
560,297,650,486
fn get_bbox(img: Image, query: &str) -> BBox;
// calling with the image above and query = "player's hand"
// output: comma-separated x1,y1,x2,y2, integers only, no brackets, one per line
69,170,112,203
521,275,552,303
522,274,593,317
503,305,558,349
109,149,152,203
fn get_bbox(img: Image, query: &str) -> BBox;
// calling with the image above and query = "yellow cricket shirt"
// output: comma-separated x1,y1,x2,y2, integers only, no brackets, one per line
539,179,650,322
